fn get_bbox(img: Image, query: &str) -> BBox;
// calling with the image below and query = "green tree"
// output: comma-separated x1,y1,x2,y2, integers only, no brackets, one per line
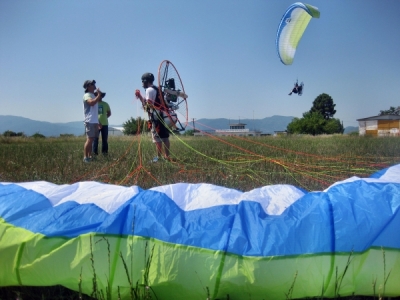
287,111,326,135
309,93,336,119
379,106,400,115
287,93,343,135
323,118,344,134
31,132,45,138
286,117,303,134
123,117,148,135
183,129,195,136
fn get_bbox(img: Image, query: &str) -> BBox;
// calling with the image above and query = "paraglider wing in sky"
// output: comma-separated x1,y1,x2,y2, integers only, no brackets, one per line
276,2,320,65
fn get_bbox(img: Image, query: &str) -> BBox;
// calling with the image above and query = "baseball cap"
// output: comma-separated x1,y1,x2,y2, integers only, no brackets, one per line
83,80,96,89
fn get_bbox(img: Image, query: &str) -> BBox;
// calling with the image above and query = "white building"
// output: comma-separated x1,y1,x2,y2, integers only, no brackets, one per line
194,123,261,137
108,126,124,136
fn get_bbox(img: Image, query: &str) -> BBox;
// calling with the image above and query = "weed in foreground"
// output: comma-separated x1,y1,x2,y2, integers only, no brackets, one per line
335,250,354,298
119,242,156,300
285,271,298,300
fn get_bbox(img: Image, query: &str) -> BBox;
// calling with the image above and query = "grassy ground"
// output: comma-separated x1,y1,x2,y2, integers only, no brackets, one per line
1,134,399,191
1,134,400,299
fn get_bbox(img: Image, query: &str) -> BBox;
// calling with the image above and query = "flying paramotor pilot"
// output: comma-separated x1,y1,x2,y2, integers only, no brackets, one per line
288,81,303,96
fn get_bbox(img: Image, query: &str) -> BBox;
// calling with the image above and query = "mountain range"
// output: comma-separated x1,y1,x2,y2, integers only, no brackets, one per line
0,115,358,137
0,115,87,137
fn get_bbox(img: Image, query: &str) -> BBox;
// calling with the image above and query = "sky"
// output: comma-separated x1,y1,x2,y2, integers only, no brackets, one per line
1,0,399,128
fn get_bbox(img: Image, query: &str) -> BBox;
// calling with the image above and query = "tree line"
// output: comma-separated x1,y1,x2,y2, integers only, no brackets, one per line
122,94,399,136
1,131,73,138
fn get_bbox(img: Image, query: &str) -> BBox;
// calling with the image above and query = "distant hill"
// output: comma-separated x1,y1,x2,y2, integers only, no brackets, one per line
0,115,358,137
343,126,358,134
0,115,85,137
0,115,296,136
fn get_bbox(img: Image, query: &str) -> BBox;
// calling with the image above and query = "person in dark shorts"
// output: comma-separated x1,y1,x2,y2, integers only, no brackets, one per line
82,80,102,162
135,73,170,162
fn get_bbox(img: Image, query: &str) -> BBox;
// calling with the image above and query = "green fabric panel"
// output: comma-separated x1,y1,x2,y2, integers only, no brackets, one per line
217,250,400,299
304,3,321,18
289,12,312,49
1,219,400,299
143,239,224,299
0,219,37,286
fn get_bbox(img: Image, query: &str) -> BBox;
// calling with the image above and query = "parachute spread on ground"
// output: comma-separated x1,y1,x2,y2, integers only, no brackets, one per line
276,2,320,65
1,164,400,299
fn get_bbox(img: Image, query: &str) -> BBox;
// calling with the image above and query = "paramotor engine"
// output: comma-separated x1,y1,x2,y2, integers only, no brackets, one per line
157,60,188,131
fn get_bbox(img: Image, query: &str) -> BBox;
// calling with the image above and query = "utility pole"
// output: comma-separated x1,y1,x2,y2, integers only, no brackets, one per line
192,118,196,132
253,110,255,131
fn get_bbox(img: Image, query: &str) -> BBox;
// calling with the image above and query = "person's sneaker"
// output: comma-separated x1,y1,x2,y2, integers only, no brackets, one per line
151,156,159,163
83,157,91,163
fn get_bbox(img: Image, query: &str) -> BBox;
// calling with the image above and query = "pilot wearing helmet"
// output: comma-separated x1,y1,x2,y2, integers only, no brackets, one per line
135,73,170,162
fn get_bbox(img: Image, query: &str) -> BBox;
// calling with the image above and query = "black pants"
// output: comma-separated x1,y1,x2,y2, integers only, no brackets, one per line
93,125,109,154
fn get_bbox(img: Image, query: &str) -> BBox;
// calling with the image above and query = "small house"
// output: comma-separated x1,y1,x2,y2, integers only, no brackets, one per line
356,115,400,136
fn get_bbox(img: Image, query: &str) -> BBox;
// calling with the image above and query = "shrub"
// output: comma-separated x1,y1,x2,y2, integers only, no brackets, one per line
32,132,46,139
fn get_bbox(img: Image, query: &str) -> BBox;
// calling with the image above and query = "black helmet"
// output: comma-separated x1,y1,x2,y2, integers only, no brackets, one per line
141,73,154,83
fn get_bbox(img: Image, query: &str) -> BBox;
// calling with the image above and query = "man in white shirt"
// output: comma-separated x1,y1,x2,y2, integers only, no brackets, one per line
135,73,170,162
83,79,103,162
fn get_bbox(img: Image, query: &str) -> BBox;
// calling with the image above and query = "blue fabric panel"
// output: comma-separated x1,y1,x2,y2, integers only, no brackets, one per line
0,184,52,222
1,180,400,257
369,167,389,178
11,201,109,237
